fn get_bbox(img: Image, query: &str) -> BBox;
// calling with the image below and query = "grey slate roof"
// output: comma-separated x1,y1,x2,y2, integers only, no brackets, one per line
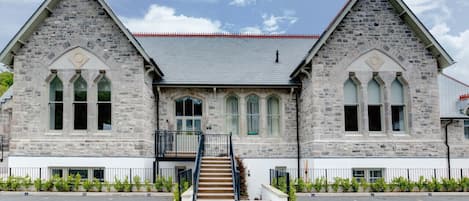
439,74,469,119
136,35,318,86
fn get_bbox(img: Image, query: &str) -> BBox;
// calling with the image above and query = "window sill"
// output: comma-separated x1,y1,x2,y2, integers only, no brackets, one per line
45,132,63,136
93,131,112,136
369,132,387,137
345,132,363,137
392,132,409,137
70,131,88,136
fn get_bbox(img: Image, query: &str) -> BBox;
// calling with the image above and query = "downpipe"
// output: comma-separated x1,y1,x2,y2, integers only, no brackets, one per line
444,120,454,179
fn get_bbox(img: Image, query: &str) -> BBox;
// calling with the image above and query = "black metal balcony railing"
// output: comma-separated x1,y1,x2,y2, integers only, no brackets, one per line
0,135,3,162
155,130,202,160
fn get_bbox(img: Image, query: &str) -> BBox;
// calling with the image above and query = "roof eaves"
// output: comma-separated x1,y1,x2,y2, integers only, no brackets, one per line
441,73,469,87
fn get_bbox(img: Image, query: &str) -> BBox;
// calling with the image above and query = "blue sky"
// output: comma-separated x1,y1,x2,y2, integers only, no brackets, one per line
0,0,467,83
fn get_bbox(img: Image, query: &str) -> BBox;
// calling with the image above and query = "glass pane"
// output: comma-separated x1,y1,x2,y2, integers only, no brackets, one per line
392,106,405,131
345,106,358,131
194,99,202,116
93,169,105,182
195,119,201,131
69,169,88,180
368,79,381,104
176,99,184,116
226,96,238,115
184,98,193,116
344,79,358,104
50,77,63,102
50,103,63,130
98,103,112,130
177,119,183,131
51,169,63,178
74,103,87,130
368,106,382,131
186,119,193,131
247,95,259,135
98,77,111,102
74,76,87,101
391,79,404,104
268,97,279,115
465,120,469,139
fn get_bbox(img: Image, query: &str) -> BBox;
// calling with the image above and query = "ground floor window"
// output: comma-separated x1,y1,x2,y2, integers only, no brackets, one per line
50,167,104,181
352,168,383,183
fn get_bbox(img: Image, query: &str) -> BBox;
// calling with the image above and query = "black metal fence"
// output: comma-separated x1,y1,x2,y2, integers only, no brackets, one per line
0,167,175,183
281,168,469,183
0,135,3,162
155,130,201,158
270,169,291,201
177,169,192,201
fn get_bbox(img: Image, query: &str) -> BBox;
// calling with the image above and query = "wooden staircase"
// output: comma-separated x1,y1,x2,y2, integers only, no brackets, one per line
197,156,235,201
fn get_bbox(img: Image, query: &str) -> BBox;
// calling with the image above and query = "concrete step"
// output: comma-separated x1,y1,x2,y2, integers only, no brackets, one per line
199,182,233,188
197,193,234,200
199,177,233,183
198,187,234,193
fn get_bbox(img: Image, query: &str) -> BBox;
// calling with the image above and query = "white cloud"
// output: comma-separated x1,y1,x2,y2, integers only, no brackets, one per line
120,4,225,33
405,0,469,84
261,12,298,34
229,0,256,7
240,26,262,34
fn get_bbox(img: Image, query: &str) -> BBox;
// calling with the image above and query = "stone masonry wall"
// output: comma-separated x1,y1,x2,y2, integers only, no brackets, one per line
10,0,154,157
158,87,298,158
299,0,445,158
446,120,469,158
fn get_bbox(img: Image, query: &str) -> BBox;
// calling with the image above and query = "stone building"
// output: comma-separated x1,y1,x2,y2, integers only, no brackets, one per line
0,0,468,199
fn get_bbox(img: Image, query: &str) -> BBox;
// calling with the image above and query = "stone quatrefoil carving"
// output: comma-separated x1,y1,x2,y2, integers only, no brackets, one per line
69,49,90,69
365,53,385,71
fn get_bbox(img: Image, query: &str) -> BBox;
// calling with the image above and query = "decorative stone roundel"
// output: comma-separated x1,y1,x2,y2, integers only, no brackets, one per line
69,50,90,68
365,53,385,71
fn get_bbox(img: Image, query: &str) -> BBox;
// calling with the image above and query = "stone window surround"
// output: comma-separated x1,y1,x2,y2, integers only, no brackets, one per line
222,93,284,138
343,72,410,136
45,70,113,136
343,75,362,133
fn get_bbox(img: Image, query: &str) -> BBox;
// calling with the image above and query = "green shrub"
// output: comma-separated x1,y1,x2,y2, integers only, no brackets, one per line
331,177,341,192
370,178,387,192
94,179,103,192
123,177,132,192
426,178,442,192
289,180,297,201
296,178,305,192
114,177,125,192
313,177,325,192
0,178,5,191
133,175,142,192
34,178,42,192
351,178,359,192
341,178,352,192
416,176,425,192
105,181,111,192
73,174,81,192
10,177,21,191
305,181,313,192
442,178,458,192
460,177,469,192
22,176,33,190
154,176,164,192
83,180,93,192
43,179,54,191
144,179,152,192
360,179,369,192
53,176,68,192
164,177,173,192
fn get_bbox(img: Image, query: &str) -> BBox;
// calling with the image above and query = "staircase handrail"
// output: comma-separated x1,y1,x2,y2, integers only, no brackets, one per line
229,133,241,201
192,134,204,201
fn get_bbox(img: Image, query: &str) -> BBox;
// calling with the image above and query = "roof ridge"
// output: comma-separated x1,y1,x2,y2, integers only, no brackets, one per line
133,32,320,39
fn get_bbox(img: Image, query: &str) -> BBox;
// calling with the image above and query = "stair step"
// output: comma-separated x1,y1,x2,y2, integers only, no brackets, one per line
199,187,234,193
202,160,231,164
201,164,231,167
200,177,233,182
199,182,233,187
197,200,234,201
201,168,232,173
200,172,232,177
197,193,234,199
202,157,230,160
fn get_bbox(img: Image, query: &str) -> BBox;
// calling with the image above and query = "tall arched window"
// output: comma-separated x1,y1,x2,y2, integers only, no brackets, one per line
344,79,359,131
391,79,405,132
267,96,280,136
175,97,202,131
49,76,63,130
246,95,259,135
226,96,239,135
368,78,382,131
74,75,87,130
98,77,111,131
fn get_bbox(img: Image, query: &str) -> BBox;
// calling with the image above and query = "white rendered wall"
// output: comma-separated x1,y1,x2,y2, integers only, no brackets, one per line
9,157,154,168
301,158,448,169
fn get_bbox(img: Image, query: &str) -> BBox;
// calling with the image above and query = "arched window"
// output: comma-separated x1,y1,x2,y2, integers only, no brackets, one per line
226,96,239,135
367,78,382,131
98,77,111,131
344,79,359,131
49,76,63,130
74,75,87,130
175,97,202,131
246,95,259,135
391,79,405,132
267,96,280,136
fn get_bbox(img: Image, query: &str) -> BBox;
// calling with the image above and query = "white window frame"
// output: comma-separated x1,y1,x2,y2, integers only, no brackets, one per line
246,95,260,135
267,96,281,136
352,168,384,183
175,97,203,132
225,95,239,135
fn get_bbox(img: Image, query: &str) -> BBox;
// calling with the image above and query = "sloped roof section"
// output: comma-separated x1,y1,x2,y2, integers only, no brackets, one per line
136,34,318,86
439,74,469,119
291,0,455,78
0,87,13,105
0,0,163,77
